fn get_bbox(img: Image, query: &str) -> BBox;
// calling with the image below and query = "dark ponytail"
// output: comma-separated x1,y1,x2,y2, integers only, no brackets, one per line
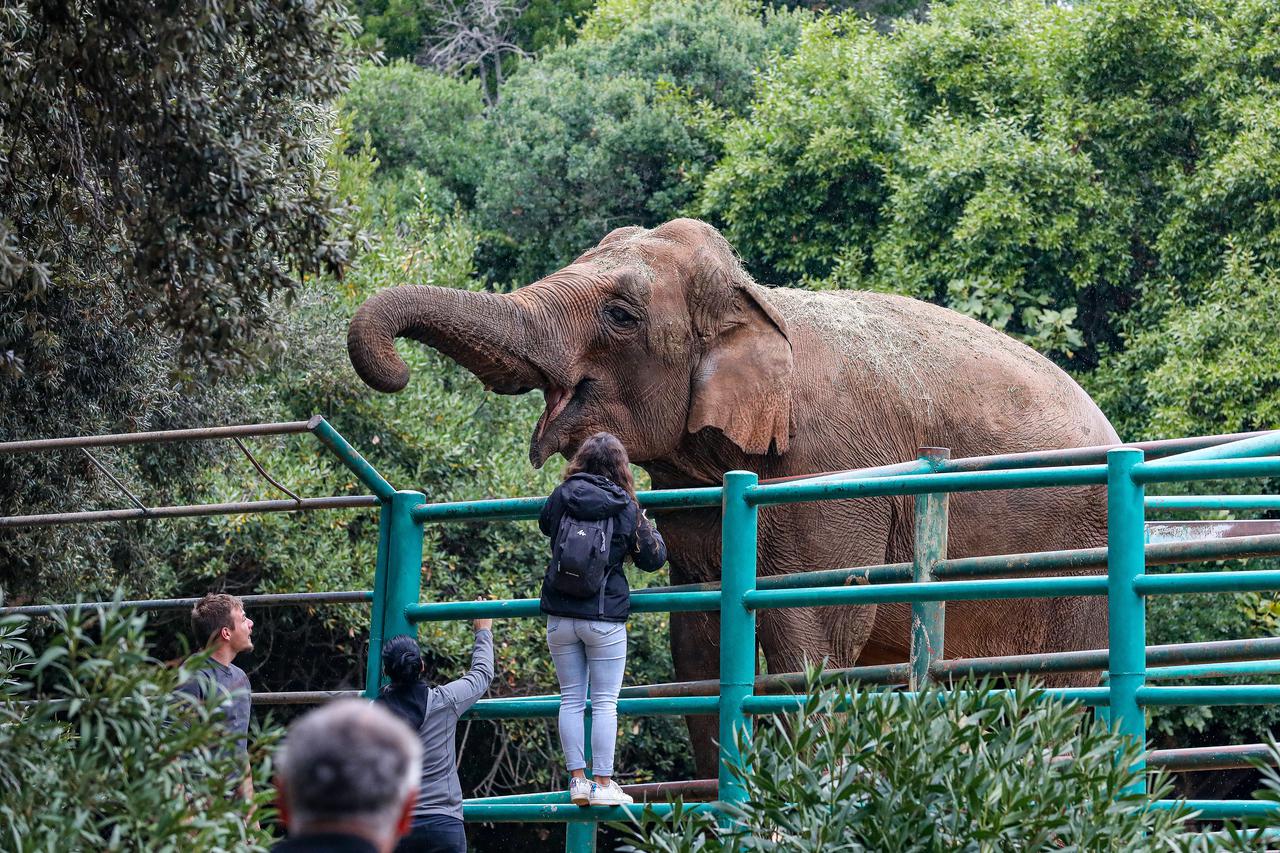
382,634,423,686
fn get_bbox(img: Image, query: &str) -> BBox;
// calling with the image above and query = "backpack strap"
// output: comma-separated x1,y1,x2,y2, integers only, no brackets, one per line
596,515,616,617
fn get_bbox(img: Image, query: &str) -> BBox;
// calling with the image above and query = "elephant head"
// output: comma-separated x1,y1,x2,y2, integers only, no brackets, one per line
347,218,794,468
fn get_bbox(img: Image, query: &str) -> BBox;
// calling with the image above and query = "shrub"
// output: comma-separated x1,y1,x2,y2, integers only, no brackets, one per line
0,605,279,851
623,675,1189,851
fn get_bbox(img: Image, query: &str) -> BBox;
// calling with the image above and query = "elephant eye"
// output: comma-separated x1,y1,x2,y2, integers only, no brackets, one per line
605,305,639,326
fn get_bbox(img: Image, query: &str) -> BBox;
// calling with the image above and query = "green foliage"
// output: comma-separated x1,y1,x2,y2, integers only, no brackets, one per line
477,0,803,281
624,675,1188,851
0,606,279,851
700,0,1280,370
0,0,360,599
342,61,491,208
1087,246,1280,442
352,0,435,60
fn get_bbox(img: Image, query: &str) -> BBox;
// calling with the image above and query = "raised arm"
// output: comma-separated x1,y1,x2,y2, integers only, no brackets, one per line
632,510,668,573
437,623,495,716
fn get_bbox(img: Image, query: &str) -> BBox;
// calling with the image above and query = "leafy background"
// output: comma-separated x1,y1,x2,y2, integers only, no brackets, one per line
3,0,1280,846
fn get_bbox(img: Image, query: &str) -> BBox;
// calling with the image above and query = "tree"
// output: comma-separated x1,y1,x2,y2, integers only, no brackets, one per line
0,0,360,599
475,0,803,281
420,0,530,106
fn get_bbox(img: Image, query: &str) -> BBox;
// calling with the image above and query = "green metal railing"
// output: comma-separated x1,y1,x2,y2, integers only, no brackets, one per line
7,420,1280,847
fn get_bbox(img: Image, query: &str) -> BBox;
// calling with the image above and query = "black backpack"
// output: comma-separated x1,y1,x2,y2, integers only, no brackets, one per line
548,512,616,601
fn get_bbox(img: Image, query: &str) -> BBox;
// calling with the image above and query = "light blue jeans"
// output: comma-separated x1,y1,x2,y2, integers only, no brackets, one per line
546,615,627,777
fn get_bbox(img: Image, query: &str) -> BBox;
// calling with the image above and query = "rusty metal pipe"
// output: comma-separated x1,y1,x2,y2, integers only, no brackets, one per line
1,590,374,617
0,495,379,529
0,421,316,455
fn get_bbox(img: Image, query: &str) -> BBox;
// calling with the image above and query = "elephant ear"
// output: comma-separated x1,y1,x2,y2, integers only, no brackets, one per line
686,253,794,455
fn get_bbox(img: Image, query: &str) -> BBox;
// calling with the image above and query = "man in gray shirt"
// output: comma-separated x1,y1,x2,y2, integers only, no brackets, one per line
375,620,494,853
176,592,255,799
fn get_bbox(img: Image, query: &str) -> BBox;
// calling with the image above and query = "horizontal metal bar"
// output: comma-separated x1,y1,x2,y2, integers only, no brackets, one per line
406,590,722,623
1146,659,1280,681
1155,800,1280,819
1139,685,1280,705
463,695,720,720
741,687,1112,715
744,575,1108,610
1148,744,1277,772
1147,495,1280,511
1132,456,1280,485
0,420,316,455
747,465,1108,508
253,690,363,705
461,802,711,823
1135,569,1280,596
0,494,380,528
1144,430,1280,466
777,432,1272,485
0,590,375,617
410,486,724,525
468,779,718,805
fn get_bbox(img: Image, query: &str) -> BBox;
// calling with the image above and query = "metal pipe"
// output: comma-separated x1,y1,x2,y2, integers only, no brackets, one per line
409,486,724,525
308,416,397,502
1132,456,1280,485
79,448,148,511
1135,569,1280,596
461,803,712,823
0,590,374,617
1106,448,1146,793
1141,431,1280,466
233,436,302,503
719,471,758,816
1154,800,1280,819
0,495,379,529
1147,495,1280,511
0,420,316,454
910,448,949,688
1139,685,1280,705
769,431,1273,485
747,465,1109,508
740,687,1113,714
463,696,720,720
253,690,362,705
471,779,720,806
744,574,1108,610
1148,744,1277,772
1146,659,1280,680
405,590,722,623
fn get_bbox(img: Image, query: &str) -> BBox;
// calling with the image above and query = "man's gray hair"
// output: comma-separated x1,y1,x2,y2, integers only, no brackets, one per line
277,699,422,839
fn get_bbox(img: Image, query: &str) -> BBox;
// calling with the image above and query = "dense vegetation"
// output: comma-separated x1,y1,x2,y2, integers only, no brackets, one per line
623,676,1192,851
3,0,1280,843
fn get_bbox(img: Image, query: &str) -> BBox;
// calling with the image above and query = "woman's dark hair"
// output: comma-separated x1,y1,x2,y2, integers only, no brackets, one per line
381,634,423,686
564,432,637,500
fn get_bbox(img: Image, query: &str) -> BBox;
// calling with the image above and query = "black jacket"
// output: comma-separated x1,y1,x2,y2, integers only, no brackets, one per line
538,473,667,622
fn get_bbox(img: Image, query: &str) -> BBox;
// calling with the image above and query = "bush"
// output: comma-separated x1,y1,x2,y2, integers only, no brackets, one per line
0,606,279,851
342,61,492,209
623,675,1189,851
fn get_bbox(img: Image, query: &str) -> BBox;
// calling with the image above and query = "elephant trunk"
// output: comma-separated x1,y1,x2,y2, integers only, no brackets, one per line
347,285,550,394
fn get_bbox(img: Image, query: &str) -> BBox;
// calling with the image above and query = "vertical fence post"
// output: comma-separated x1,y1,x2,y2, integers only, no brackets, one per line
565,716,596,852
1107,448,1146,793
365,490,426,698
719,470,759,823
910,447,950,690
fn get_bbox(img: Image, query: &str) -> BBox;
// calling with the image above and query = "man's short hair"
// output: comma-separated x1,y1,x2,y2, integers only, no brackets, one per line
191,593,243,646
277,699,421,838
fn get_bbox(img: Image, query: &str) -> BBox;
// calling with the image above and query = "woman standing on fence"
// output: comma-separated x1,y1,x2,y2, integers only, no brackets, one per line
375,621,493,853
540,431,668,807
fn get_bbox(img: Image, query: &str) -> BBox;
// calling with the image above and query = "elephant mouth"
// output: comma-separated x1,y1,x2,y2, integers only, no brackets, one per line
531,377,589,466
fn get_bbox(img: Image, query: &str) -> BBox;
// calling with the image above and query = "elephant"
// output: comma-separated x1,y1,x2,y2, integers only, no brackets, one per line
347,218,1117,779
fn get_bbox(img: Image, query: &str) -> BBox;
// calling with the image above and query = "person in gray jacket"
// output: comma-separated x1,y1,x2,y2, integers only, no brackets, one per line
375,621,493,853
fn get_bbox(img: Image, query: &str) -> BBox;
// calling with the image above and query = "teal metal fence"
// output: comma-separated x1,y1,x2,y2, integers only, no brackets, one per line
6,420,1280,848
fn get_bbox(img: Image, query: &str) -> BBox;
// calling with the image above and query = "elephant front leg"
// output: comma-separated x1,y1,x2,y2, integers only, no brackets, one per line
669,609,724,781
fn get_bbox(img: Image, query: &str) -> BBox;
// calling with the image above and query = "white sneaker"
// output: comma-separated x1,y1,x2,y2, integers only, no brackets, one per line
569,776,592,807
588,780,634,807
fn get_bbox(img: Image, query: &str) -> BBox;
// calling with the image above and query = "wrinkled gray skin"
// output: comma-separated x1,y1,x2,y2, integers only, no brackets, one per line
348,219,1117,778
